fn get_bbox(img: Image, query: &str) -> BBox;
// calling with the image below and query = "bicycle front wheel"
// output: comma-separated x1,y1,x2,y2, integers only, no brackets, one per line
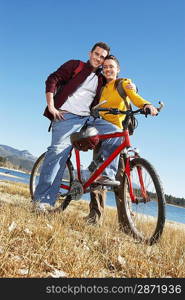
120,158,166,245
29,152,74,210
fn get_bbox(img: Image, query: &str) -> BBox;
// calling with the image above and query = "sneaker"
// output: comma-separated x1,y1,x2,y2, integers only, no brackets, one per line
94,176,120,186
34,202,53,214
83,210,102,226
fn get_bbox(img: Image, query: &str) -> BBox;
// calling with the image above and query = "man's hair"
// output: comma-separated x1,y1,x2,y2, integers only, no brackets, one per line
104,55,120,68
91,42,110,55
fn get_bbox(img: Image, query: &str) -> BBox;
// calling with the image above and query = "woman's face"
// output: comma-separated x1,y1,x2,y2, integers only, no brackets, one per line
102,59,120,82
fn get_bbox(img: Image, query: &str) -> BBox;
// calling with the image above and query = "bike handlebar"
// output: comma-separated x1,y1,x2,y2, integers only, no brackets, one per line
91,101,164,117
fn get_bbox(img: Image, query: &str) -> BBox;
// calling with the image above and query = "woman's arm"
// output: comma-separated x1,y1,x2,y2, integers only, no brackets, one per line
123,79,158,115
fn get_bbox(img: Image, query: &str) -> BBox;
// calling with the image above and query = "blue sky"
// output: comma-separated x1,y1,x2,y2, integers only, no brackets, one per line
0,0,185,198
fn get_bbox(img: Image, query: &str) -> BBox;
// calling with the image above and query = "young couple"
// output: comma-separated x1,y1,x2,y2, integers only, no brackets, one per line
33,41,158,225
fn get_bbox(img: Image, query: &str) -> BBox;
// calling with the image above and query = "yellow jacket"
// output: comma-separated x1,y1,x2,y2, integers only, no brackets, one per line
99,78,151,128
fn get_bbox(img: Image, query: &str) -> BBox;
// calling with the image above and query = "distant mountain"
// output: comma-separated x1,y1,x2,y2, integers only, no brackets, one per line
0,144,37,172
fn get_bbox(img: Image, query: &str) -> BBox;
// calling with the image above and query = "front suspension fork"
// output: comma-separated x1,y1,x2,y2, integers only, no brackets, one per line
125,157,136,202
124,155,147,203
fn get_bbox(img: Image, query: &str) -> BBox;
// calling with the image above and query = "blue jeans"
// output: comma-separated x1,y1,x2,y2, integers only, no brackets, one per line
33,113,122,206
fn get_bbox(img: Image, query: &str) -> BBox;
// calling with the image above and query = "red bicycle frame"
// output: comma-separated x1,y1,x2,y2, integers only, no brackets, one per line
59,103,165,205
60,128,148,204
81,130,130,190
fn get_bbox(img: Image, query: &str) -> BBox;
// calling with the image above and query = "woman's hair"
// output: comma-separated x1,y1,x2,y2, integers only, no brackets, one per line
104,55,120,68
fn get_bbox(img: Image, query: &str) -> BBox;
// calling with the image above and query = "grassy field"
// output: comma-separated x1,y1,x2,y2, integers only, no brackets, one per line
0,180,185,278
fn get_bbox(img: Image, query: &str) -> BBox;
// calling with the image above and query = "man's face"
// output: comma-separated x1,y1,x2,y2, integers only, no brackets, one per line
89,46,108,70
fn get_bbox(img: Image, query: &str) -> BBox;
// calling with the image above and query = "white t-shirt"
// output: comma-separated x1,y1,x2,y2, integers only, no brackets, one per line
60,72,98,116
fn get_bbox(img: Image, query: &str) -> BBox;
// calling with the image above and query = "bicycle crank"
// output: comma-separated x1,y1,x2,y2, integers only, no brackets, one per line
68,180,84,201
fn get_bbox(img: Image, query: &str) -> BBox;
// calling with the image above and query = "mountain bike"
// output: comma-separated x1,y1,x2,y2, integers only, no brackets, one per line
30,102,165,245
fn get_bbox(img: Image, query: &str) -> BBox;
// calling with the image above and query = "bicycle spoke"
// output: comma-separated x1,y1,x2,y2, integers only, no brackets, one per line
30,154,73,210
121,158,165,245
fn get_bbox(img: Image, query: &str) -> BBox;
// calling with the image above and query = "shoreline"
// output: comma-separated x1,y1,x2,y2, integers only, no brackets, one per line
0,179,184,226
0,166,30,174
0,173,185,210
0,172,23,179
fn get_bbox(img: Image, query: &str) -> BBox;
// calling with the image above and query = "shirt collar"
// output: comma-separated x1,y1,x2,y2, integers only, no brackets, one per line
86,60,102,75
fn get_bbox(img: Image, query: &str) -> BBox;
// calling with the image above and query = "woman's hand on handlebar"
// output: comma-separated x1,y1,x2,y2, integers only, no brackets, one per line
143,104,158,116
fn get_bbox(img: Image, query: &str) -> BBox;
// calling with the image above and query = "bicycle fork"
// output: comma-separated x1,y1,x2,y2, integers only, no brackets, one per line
124,151,148,203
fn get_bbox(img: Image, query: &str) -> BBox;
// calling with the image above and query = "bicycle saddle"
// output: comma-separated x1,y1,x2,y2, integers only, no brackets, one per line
70,126,99,151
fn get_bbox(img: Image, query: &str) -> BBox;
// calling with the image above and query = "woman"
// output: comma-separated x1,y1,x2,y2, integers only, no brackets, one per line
98,55,157,128
85,55,158,225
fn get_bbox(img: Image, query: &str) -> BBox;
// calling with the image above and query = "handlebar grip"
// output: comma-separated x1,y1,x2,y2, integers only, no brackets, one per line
145,108,150,115
143,107,150,118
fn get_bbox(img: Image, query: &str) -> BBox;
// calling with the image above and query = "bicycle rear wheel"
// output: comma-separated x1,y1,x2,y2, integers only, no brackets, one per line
29,152,74,210
120,157,166,245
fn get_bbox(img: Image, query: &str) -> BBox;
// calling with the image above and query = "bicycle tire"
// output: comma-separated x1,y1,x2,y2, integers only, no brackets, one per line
29,152,74,210
119,157,166,245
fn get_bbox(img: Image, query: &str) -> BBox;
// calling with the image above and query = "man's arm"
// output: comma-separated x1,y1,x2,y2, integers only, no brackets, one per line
45,60,78,93
45,60,80,120
46,92,65,120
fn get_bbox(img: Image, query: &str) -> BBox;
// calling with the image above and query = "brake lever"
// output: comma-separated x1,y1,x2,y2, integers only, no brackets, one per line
92,100,108,109
157,101,164,112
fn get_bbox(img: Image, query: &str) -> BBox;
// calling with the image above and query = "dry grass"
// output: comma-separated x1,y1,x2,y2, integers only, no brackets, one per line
0,180,185,278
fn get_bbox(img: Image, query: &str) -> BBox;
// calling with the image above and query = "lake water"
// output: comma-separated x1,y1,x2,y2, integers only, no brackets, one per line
0,167,185,225
0,167,30,184
82,193,185,225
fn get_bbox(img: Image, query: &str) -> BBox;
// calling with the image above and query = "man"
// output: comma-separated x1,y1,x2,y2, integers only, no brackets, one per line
34,42,124,212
